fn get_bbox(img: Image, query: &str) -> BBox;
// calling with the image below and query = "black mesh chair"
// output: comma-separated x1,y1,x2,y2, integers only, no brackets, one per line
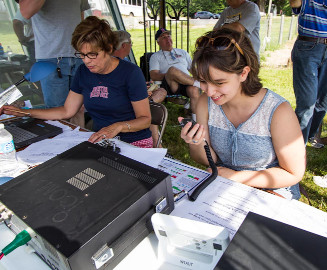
150,101,168,148
140,52,154,82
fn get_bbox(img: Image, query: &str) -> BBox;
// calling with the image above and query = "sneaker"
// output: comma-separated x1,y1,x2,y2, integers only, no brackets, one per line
308,137,324,149
313,175,327,188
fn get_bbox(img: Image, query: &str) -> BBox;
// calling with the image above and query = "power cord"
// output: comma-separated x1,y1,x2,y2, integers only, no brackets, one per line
188,139,218,201
0,228,35,260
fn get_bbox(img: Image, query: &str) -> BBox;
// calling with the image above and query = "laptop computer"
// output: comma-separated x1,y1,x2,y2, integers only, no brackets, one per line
215,211,327,270
2,117,63,149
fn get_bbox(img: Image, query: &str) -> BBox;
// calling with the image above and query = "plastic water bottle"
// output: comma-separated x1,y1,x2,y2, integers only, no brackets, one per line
7,46,13,61
0,43,4,56
0,124,17,176
7,46,12,53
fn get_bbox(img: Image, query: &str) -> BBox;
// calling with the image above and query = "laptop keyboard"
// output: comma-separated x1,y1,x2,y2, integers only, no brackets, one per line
5,125,38,144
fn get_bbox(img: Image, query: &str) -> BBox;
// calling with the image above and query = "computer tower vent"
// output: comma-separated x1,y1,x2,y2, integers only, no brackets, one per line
98,156,157,184
66,168,104,191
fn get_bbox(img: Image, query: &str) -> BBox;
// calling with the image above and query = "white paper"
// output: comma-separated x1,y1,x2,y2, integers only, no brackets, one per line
16,126,167,169
254,198,327,238
0,85,23,107
17,127,93,165
106,139,167,169
170,177,327,239
45,120,73,132
121,147,167,168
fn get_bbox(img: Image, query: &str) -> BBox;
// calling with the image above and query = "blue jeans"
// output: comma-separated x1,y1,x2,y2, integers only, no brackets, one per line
291,39,327,143
271,184,301,200
38,57,83,108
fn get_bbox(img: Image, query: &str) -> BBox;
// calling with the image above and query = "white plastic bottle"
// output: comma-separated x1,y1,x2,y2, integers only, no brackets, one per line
0,123,17,176
6,46,13,61
7,46,12,54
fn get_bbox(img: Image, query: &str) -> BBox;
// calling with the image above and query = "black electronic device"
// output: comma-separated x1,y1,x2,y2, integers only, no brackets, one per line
179,118,197,129
215,212,327,270
95,139,121,153
0,141,174,270
2,117,63,149
178,118,218,202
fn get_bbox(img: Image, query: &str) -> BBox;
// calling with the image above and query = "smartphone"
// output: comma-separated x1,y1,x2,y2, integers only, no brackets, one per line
179,118,197,129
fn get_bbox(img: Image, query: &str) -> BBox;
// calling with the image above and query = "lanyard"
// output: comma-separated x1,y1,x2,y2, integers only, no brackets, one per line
162,49,181,64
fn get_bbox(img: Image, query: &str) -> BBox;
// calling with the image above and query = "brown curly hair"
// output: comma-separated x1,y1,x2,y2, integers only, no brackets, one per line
71,16,118,55
191,28,262,96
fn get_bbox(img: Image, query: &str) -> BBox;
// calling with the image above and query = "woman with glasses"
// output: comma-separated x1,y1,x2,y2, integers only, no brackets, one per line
2,16,153,147
180,28,306,199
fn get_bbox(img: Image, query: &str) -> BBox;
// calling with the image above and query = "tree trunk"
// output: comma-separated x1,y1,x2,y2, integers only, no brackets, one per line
257,0,266,13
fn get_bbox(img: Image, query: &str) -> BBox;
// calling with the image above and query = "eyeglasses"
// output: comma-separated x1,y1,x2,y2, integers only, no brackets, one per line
195,35,244,56
74,51,100,59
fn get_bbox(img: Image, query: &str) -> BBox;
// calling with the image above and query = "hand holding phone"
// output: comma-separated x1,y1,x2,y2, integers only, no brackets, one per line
178,117,205,145
179,118,197,129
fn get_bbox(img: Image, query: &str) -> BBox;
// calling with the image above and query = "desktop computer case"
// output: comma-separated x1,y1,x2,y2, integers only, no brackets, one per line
0,142,174,270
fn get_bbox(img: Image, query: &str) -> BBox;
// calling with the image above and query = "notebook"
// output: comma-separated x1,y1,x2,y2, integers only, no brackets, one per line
215,211,327,270
2,117,63,149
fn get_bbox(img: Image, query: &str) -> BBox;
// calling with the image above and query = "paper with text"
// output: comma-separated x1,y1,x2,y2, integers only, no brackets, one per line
171,177,327,239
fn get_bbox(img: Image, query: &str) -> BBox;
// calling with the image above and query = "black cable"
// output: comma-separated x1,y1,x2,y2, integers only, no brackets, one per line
188,140,218,201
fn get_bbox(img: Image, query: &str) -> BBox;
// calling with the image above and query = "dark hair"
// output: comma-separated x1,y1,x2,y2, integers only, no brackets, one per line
71,16,117,55
191,28,262,96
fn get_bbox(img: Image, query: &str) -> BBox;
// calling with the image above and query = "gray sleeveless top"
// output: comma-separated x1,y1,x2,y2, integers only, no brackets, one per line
208,89,300,200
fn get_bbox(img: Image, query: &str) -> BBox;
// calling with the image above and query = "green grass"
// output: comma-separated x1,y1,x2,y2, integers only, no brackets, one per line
260,15,298,52
0,20,24,54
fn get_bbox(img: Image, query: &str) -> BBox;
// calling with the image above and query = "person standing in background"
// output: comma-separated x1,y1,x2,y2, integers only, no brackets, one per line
12,2,35,62
214,0,261,59
289,0,327,147
18,0,90,128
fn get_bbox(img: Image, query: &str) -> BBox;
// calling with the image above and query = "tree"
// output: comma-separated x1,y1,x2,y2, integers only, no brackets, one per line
146,0,226,18
255,0,265,13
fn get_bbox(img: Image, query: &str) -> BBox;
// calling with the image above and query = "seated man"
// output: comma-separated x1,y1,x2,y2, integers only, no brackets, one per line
113,30,167,147
149,28,201,120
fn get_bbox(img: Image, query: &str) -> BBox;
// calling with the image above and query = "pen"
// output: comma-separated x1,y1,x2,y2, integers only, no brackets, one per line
5,109,31,116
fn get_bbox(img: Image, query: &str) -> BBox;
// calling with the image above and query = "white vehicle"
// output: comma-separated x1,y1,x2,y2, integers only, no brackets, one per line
88,0,144,17
117,0,144,17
